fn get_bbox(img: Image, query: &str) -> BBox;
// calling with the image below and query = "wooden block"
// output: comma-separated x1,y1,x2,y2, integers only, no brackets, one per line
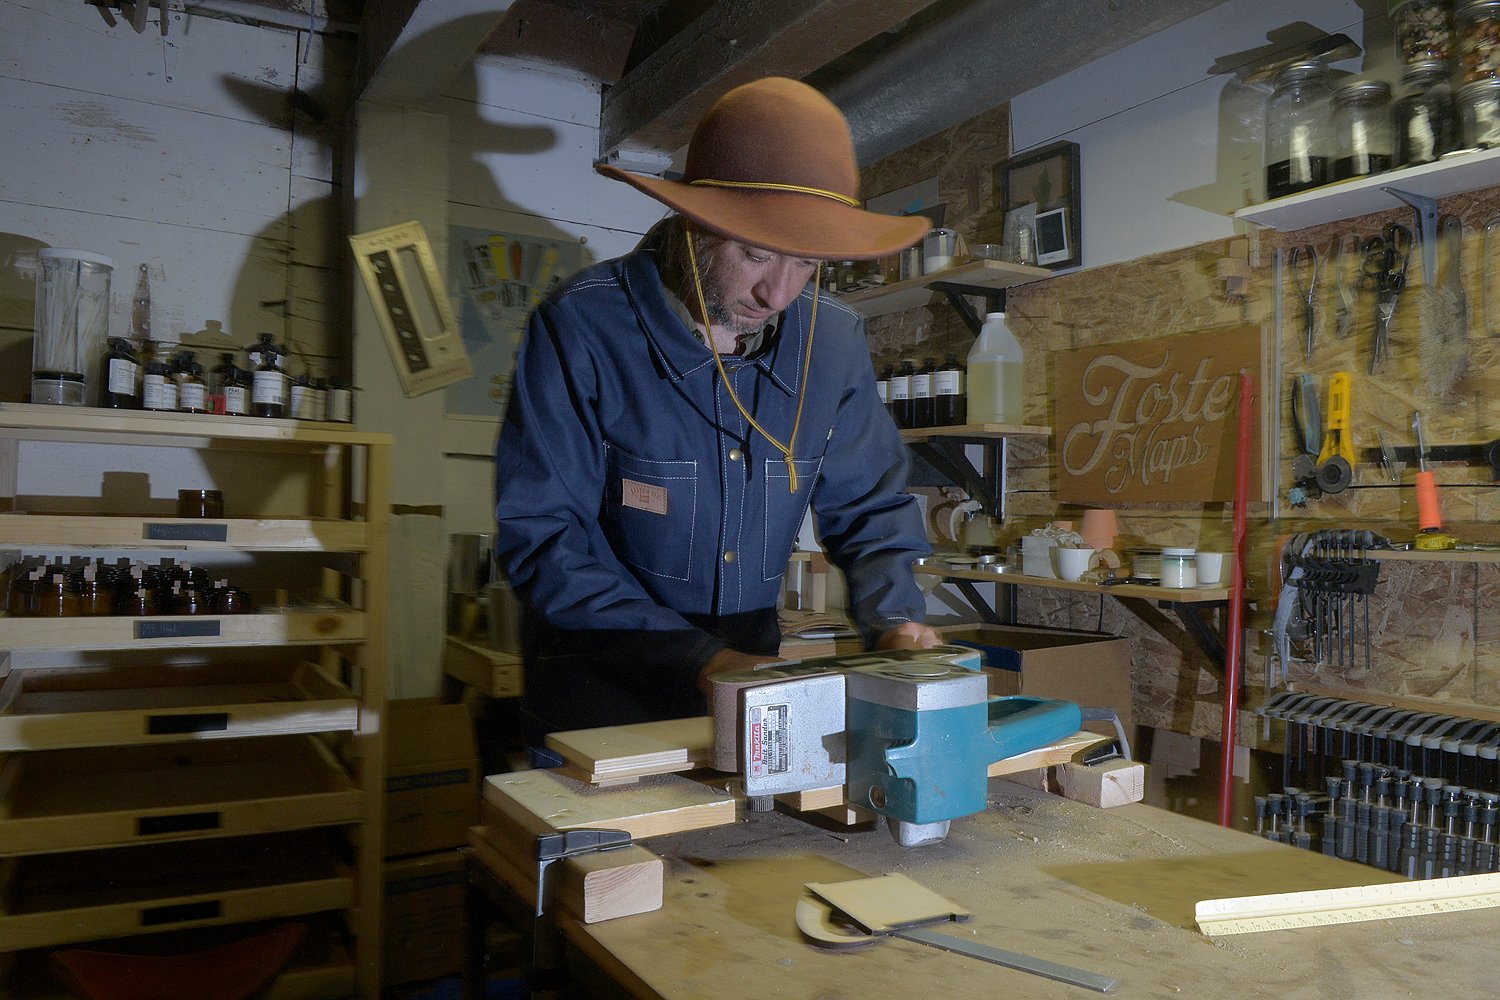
443,637,522,699
1055,759,1146,808
545,717,712,783
557,845,663,923
482,768,736,841
987,731,1105,778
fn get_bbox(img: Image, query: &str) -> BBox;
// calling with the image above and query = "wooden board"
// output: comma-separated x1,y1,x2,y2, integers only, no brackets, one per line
545,717,713,783
0,610,366,650
0,831,352,951
0,735,360,856
804,873,969,933
0,661,357,751
0,513,369,552
443,636,522,699
482,769,736,841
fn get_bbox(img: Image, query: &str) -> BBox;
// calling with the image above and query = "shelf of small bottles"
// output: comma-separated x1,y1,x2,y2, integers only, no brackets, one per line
0,402,379,446
0,610,366,648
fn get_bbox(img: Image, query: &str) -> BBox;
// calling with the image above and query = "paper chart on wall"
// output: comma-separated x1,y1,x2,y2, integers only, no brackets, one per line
445,225,584,419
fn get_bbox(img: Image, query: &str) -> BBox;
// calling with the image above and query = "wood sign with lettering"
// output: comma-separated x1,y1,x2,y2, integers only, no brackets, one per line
1054,326,1265,503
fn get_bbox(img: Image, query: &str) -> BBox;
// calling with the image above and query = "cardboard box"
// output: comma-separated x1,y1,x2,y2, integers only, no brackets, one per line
383,849,465,985
386,698,480,858
939,624,1134,739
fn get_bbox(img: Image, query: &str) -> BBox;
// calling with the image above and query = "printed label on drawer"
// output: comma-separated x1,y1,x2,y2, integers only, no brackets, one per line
144,522,230,542
748,703,790,779
135,619,223,639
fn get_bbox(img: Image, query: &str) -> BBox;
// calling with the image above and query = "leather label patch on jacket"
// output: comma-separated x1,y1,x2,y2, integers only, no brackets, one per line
621,478,669,515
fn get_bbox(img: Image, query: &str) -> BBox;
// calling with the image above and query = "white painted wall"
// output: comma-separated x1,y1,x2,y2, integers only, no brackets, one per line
1009,0,1380,270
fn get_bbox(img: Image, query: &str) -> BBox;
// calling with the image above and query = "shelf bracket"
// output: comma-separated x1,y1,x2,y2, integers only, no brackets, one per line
1380,186,1439,281
909,436,1007,520
930,281,1005,335
1164,600,1227,669
953,579,1002,625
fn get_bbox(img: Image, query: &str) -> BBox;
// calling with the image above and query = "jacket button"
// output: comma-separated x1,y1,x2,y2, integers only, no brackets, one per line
728,448,743,462
723,551,736,564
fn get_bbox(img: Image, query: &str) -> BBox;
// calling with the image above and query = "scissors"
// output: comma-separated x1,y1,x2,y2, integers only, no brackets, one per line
1332,234,1359,339
1361,223,1412,373
1289,244,1319,359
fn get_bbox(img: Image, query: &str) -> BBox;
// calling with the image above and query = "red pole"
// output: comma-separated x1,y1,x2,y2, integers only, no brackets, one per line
1218,373,1255,828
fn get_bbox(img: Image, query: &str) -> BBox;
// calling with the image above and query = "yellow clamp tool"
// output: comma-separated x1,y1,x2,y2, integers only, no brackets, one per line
1314,372,1356,493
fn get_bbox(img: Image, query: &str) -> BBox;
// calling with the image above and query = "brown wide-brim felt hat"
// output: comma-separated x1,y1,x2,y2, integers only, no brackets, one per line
597,77,929,261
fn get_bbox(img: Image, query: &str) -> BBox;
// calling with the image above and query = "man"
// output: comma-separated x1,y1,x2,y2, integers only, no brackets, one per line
495,77,941,742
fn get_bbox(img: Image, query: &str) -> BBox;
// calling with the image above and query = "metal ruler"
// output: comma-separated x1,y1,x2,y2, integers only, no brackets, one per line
1196,872,1500,936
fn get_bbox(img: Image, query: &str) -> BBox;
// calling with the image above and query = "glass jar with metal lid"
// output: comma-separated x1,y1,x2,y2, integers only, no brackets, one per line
1332,79,1394,179
1263,61,1335,200
1458,0,1500,82
1459,76,1500,145
1392,0,1455,66
1394,60,1458,164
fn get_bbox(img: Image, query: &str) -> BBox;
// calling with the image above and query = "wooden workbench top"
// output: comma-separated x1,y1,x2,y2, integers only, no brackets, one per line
560,780,1485,998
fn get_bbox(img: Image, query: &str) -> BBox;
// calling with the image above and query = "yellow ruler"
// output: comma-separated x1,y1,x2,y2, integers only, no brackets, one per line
1196,872,1500,936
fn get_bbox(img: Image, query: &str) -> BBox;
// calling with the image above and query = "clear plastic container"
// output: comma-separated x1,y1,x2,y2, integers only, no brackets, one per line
1264,61,1334,199
33,249,113,405
1459,76,1500,145
967,312,1024,425
1331,80,1394,179
1395,60,1458,165
1392,0,1455,65
1458,0,1500,83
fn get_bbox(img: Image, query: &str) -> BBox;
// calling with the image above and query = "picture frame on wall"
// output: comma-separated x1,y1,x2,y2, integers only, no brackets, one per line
1001,140,1081,270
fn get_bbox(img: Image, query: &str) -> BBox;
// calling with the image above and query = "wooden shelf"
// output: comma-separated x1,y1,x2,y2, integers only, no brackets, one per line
835,259,1051,318
1233,146,1500,231
900,422,1050,442
1370,547,1500,563
0,402,384,446
0,610,365,649
0,735,361,855
0,830,351,951
0,661,358,751
0,514,369,551
917,566,1230,603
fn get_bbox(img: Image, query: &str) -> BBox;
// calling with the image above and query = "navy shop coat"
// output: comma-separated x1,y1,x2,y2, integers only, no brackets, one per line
495,236,930,737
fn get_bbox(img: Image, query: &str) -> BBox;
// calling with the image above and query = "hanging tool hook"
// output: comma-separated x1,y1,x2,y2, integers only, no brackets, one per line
1381,187,1440,284
1290,244,1320,360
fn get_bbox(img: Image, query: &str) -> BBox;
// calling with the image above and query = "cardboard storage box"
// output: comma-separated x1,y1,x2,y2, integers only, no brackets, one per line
386,698,480,858
383,849,465,985
938,624,1134,738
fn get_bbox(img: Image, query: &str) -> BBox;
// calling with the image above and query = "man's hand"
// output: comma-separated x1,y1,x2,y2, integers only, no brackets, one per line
876,621,943,651
697,647,785,696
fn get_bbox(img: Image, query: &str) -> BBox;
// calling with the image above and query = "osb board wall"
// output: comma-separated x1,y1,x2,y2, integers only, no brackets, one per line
860,106,1500,743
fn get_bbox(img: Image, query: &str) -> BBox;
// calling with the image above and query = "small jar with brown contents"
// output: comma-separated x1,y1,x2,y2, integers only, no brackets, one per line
7,567,42,616
210,579,255,614
115,567,160,616
71,565,116,617
35,572,80,617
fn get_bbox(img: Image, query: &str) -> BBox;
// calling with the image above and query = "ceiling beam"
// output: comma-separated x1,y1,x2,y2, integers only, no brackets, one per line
357,0,515,103
598,0,941,164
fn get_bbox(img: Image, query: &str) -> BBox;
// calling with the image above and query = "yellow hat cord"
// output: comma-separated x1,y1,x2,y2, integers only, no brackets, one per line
688,177,861,207
684,223,818,494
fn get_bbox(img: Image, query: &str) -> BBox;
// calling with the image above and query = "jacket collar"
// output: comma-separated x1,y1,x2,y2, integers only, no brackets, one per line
624,235,806,398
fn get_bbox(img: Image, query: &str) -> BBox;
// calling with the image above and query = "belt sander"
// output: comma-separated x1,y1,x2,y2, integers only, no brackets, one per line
709,646,1081,847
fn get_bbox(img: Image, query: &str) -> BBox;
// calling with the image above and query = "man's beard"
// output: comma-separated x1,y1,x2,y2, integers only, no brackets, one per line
702,286,765,336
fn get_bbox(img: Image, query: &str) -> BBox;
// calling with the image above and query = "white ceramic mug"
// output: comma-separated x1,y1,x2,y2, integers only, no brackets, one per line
1055,546,1096,582
1195,551,1228,586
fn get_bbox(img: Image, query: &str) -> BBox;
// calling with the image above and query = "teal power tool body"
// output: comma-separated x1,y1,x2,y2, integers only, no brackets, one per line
712,647,1082,847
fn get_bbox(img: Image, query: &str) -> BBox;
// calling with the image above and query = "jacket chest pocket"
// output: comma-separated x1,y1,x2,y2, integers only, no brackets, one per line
603,446,698,582
761,456,822,582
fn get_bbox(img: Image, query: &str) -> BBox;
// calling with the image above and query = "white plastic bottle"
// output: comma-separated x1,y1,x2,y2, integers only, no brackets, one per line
966,311,1024,425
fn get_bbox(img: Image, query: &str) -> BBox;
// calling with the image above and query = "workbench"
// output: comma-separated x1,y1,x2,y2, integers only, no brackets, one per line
469,777,1496,998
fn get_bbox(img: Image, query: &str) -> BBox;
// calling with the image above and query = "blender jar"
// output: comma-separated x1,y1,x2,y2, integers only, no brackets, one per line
33,249,113,405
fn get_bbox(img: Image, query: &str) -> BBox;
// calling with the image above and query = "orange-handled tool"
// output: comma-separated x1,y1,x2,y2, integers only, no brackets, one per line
1316,372,1356,469
1412,411,1441,531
